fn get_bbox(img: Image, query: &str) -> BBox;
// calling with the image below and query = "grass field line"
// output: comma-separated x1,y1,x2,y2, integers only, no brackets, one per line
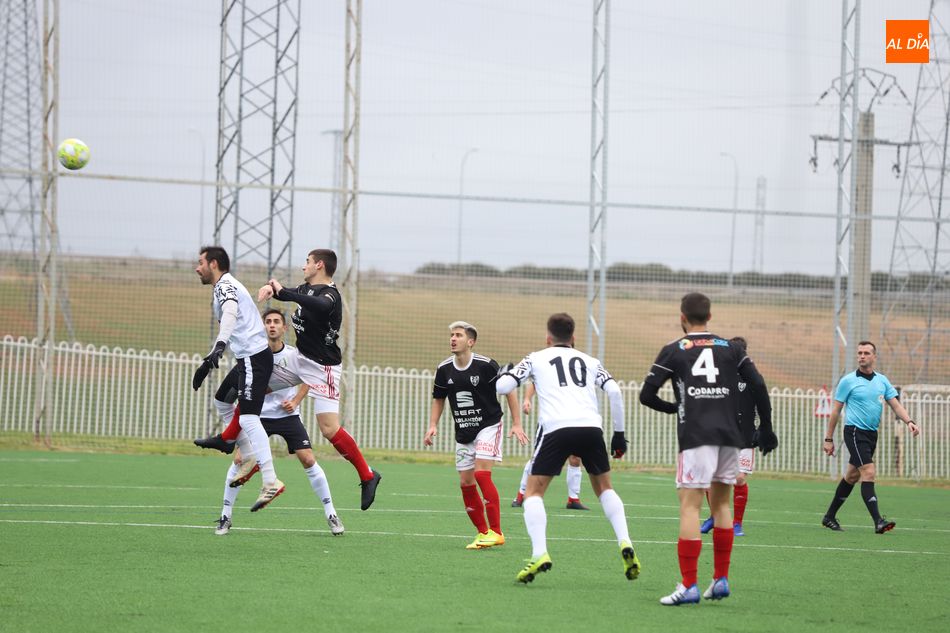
1,517,946,557
0,457,81,463
4,502,950,534
5,483,204,491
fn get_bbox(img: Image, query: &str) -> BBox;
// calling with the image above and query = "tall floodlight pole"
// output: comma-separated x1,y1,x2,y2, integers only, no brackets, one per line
753,176,766,273
339,0,361,426
720,152,739,288
214,0,301,280
456,147,478,273
323,129,344,255
0,0,41,256
882,0,950,383
586,0,609,362
34,0,58,445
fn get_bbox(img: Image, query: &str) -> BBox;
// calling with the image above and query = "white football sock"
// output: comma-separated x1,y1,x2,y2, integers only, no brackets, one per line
214,398,236,426
222,462,241,518
304,464,336,517
518,459,532,495
235,430,255,463
599,488,631,544
522,495,548,557
238,414,277,485
566,465,582,499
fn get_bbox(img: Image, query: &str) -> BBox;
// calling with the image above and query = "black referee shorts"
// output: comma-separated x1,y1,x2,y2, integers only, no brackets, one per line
843,425,878,467
232,349,273,416
531,427,610,477
261,415,313,454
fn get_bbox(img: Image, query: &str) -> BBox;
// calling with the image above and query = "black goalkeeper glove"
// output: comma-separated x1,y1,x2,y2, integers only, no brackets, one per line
610,431,628,459
493,362,515,382
753,427,778,456
192,341,226,391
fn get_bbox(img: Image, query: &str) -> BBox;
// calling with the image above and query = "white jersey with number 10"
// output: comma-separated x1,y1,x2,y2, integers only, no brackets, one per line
509,346,614,434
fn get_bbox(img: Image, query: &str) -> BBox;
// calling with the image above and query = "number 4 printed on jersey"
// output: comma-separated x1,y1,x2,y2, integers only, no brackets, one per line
691,348,719,384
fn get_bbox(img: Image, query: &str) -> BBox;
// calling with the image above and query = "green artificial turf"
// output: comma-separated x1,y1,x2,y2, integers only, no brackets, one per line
1,450,948,632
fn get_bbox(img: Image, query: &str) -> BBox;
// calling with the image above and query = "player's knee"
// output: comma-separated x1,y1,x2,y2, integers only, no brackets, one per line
736,473,747,486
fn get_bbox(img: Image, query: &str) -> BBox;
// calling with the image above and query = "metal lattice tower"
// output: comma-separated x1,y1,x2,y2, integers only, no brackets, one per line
339,0,361,426
215,0,300,279
323,129,344,255
882,0,950,383
586,0,609,362
753,176,766,272
0,0,41,255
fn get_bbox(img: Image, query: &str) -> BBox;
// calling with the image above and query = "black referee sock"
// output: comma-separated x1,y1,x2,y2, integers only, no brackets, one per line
861,481,883,523
825,479,854,518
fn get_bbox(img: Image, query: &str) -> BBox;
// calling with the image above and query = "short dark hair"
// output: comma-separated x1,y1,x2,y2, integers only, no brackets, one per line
729,336,747,353
680,292,711,325
200,246,230,273
309,249,337,277
262,308,285,324
547,312,575,343
857,340,877,353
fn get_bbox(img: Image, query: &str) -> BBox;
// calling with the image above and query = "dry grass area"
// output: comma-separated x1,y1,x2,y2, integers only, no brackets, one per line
2,257,947,388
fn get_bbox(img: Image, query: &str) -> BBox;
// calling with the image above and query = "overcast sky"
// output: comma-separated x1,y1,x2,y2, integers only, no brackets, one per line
47,0,933,275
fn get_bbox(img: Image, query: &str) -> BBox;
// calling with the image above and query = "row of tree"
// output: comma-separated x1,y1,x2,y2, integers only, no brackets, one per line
415,262,946,292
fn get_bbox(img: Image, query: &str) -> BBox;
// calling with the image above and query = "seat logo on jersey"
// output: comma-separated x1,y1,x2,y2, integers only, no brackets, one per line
456,391,475,408
470,376,480,387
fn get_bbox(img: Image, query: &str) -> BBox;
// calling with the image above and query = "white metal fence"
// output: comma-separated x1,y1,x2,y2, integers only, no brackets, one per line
2,336,947,479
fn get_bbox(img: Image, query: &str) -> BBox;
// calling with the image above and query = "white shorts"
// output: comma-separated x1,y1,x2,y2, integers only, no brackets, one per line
455,422,503,471
738,448,755,474
676,445,740,489
269,350,342,415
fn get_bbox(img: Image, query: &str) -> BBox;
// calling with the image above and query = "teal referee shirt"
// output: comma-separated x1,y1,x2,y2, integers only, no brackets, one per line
834,370,898,432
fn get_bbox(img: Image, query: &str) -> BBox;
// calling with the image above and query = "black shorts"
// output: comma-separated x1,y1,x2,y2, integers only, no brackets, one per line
261,415,313,454
843,425,878,467
231,349,273,416
531,427,609,477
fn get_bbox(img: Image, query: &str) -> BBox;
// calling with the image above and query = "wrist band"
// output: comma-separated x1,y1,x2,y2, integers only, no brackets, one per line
823,438,833,442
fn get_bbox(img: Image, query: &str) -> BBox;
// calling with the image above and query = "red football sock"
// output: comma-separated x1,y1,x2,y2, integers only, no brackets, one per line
712,527,734,579
678,538,702,587
461,484,489,534
221,405,242,441
329,427,373,481
734,483,749,525
474,470,501,533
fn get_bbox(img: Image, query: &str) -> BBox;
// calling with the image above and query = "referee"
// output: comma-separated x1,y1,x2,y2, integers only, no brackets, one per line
821,341,920,533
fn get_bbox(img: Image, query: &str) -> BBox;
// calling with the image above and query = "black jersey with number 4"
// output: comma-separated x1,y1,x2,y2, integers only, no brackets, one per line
275,283,342,366
432,354,503,444
644,331,764,451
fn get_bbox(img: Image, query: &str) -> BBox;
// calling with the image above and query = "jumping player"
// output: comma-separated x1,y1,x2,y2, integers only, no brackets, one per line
424,321,528,549
639,292,777,605
192,246,284,512
496,313,640,584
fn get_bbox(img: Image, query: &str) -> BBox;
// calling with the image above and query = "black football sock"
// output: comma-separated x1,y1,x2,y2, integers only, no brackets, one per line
825,479,854,518
860,481,882,523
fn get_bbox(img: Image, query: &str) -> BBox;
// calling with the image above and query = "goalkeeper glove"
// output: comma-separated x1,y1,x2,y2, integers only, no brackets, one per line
192,341,226,391
610,431,628,459
493,362,515,381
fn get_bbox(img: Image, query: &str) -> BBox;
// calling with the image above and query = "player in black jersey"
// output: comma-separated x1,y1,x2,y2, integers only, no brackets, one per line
699,336,769,537
424,321,527,549
640,293,777,606
198,249,381,510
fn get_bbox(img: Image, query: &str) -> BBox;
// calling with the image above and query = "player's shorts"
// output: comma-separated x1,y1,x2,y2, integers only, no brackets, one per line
270,350,342,415
455,422,503,471
738,448,755,474
676,445,740,488
531,427,609,477
261,414,313,454
843,425,877,467
233,349,273,416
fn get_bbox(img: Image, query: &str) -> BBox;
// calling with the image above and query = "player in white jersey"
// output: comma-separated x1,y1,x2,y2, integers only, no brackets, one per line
495,313,641,584
512,382,590,511
192,246,284,512
213,309,343,536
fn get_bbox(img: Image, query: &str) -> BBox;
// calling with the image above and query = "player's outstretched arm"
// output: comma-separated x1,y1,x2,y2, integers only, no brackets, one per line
638,382,678,414
257,284,274,302
272,281,337,314
424,399,445,446
504,391,528,445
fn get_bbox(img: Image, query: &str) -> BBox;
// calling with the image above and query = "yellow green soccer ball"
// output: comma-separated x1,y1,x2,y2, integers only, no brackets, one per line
57,138,90,170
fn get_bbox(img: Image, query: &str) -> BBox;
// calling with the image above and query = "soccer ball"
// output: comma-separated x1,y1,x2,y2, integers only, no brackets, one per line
57,138,90,170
